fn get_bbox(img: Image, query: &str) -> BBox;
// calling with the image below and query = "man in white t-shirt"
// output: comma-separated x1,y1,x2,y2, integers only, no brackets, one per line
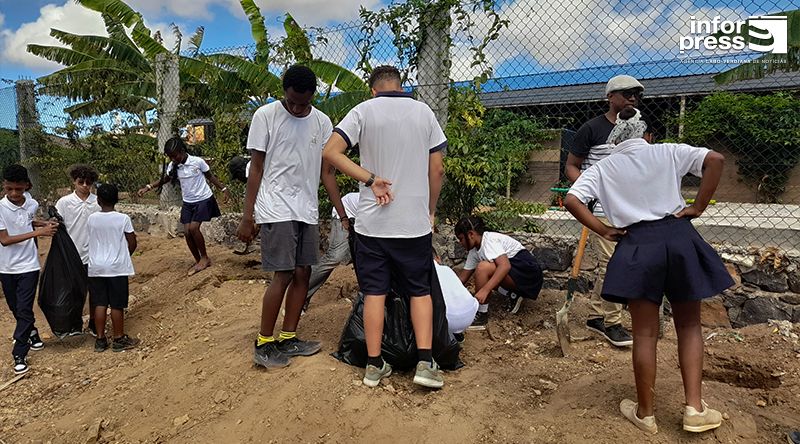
304,192,360,311
237,65,347,369
0,164,58,375
55,164,101,335
323,65,447,389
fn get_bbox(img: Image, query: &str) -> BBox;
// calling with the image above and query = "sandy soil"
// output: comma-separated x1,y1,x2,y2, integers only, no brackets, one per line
1,234,799,443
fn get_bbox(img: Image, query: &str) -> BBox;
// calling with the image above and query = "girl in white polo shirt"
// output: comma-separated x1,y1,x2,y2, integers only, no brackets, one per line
138,137,231,275
565,108,732,435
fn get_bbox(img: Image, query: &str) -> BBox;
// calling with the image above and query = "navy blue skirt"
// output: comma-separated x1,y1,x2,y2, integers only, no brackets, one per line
601,216,734,305
180,196,221,224
508,249,543,300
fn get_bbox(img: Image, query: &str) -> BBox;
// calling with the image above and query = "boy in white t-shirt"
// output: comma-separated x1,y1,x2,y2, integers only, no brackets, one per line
0,165,58,375
88,183,139,353
55,164,101,335
455,215,543,330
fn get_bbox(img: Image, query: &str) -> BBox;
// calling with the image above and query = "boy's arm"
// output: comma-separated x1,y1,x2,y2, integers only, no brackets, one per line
125,231,137,255
321,158,348,231
676,151,724,219
203,171,232,202
236,150,265,242
428,150,445,225
474,255,512,304
323,133,393,206
0,223,57,246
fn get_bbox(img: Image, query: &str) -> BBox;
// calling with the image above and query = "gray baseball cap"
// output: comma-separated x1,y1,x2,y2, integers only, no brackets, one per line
605,75,644,95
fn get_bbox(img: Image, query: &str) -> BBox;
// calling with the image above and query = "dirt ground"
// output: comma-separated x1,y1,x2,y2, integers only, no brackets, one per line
1,234,799,443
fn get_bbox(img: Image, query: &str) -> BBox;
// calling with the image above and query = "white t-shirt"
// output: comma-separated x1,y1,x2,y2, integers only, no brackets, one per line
434,262,479,334
334,92,447,238
0,196,40,274
55,192,100,264
246,101,333,225
331,192,360,219
87,211,135,277
568,138,710,228
166,155,213,203
464,231,525,271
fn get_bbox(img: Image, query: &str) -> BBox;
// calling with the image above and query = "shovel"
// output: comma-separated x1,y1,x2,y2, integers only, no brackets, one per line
556,225,590,357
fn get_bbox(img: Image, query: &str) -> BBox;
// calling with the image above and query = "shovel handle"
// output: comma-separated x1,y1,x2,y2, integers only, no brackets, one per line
570,226,590,279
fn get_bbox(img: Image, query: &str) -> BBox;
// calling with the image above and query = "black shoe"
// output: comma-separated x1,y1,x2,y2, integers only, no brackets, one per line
454,332,465,344
112,335,139,352
13,355,29,375
95,337,109,353
585,318,606,336
467,311,489,331
506,292,524,314
29,330,44,351
253,341,290,368
787,431,800,444
87,321,98,338
276,337,322,357
603,324,633,347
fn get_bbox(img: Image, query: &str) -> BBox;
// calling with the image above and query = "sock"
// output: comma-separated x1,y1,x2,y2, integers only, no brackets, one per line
256,334,275,346
478,304,489,313
367,355,384,368
418,349,433,364
278,331,296,342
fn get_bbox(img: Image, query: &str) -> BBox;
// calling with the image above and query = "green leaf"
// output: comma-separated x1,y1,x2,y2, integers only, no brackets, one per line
205,53,281,97
48,29,149,72
307,60,369,92
283,13,312,64
131,21,168,58
239,0,269,65
27,44,95,67
74,0,143,27
188,26,205,57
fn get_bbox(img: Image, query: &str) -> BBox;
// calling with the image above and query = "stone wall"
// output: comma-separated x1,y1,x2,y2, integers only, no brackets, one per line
119,204,799,328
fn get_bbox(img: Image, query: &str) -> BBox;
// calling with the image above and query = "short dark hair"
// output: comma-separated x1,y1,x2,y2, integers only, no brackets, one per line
282,65,317,94
68,164,99,183
96,183,119,206
164,137,187,156
228,156,249,183
454,215,486,237
368,65,401,88
3,164,30,184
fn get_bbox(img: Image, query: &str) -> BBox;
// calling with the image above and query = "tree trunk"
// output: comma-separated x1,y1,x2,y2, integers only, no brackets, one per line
15,80,42,198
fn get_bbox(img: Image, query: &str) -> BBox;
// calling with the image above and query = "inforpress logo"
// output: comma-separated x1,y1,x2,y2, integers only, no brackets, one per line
679,15,788,54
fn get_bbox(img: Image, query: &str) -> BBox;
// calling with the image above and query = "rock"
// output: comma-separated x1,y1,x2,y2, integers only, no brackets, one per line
736,296,792,326
83,419,103,444
700,297,731,328
741,269,789,293
794,307,800,323
732,413,758,439
720,252,755,269
531,246,572,271
788,273,800,294
755,399,767,407
173,414,190,427
722,412,730,420
213,390,229,404
196,298,216,312
779,293,800,305
588,353,608,364
724,263,741,288
722,291,748,310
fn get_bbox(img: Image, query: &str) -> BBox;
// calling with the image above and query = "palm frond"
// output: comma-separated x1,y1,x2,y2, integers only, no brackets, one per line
131,21,168,58
188,26,205,57
283,13,312,64
239,0,269,65
74,0,143,27
307,60,368,92
204,53,281,97
27,44,95,67
170,23,182,54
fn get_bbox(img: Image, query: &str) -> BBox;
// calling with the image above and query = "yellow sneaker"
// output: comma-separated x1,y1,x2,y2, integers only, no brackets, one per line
619,399,658,435
683,400,723,433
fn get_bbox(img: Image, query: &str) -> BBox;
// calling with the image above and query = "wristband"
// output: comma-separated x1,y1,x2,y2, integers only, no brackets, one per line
221,187,228,192
145,184,152,190
364,173,375,187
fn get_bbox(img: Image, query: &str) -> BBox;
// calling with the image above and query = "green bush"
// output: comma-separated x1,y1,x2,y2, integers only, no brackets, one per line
479,197,546,232
0,129,20,170
680,91,800,202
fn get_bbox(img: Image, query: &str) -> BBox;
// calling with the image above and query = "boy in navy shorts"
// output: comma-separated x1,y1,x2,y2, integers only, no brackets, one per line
0,165,58,374
323,65,447,389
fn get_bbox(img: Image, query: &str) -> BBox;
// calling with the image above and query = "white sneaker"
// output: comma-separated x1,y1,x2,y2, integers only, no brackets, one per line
683,400,723,433
619,399,657,434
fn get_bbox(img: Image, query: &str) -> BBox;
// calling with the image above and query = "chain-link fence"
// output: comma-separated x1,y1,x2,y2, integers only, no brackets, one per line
0,0,797,250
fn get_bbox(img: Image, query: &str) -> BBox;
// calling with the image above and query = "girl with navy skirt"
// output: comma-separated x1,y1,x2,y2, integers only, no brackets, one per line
138,137,231,275
565,108,733,435
454,215,543,329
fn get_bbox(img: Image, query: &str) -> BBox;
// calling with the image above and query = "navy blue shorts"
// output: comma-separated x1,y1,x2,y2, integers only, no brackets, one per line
89,276,130,309
601,216,734,305
355,233,432,297
507,249,543,300
180,197,221,224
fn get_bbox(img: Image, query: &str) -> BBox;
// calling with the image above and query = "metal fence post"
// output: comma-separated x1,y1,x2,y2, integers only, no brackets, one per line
155,53,182,209
416,3,450,131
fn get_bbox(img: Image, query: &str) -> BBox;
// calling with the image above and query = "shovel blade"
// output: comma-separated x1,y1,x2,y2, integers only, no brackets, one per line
556,301,571,357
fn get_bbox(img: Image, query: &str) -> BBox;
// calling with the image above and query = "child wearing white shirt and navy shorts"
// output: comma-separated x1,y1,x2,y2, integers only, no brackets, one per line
88,183,139,352
565,108,733,435
454,215,543,330
0,165,58,374
138,137,231,275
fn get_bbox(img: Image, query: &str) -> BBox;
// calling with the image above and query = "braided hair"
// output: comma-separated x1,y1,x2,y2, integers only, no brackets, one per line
454,215,486,238
164,137,187,184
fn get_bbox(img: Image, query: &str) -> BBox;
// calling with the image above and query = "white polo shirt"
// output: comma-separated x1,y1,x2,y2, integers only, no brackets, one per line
334,92,447,238
166,155,213,203
87,211,135,277
464,231,525,270
55,192,100,264
247,101,333,225
331,192,360,219
568,138,710,228
0,196,40,274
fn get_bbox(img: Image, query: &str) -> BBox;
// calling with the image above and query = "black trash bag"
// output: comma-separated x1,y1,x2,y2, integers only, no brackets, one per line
333,259,463,371
38,207,87,334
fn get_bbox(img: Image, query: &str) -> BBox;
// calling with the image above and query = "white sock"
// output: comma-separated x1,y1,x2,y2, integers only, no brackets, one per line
478,304,489,313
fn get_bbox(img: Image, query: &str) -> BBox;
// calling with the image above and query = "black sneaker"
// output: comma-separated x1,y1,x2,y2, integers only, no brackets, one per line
253,341,290,368
95,337,109,353
506,292,524,314
276,337,322,357
86,321,98,338
787,431,800,444
453,332,465,344
467,311,489,331
29,330,44,351
112,335,139,352
604,324,633,347
13,355,29,375
585,317,606,336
